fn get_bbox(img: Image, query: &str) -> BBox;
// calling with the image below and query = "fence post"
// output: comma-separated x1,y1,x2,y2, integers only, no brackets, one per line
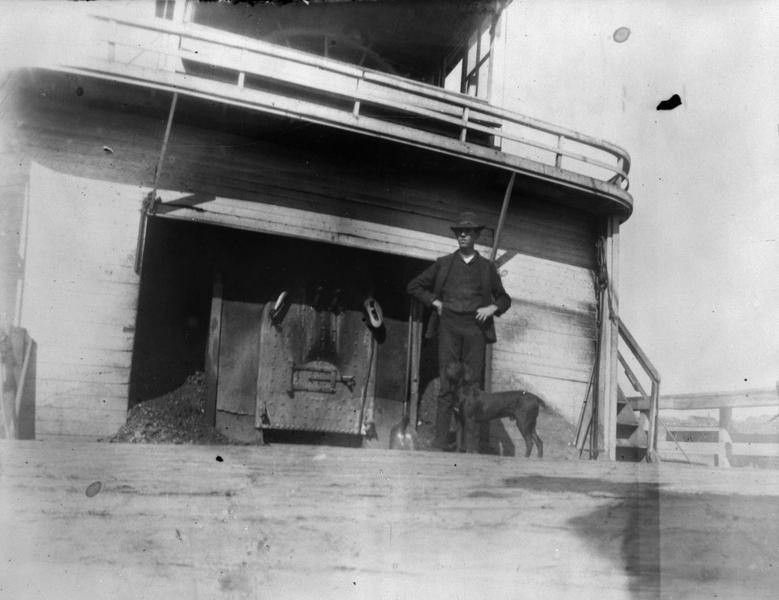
648,379,660,462
719,407,732,433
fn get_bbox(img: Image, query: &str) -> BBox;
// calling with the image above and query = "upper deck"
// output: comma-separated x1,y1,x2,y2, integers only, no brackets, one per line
19,8,633,219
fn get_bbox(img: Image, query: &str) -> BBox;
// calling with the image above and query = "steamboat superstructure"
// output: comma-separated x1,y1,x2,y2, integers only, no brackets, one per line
0,0,657,460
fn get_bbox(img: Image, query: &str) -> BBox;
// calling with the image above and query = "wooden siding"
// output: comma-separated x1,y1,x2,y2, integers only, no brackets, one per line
492,252,598,426
22,162,140,438
14,81,596,269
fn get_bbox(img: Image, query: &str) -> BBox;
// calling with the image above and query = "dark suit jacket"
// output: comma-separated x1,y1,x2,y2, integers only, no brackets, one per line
406,251,511,344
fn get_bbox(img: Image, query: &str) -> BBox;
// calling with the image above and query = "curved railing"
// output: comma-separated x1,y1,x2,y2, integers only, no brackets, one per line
37,13,632,209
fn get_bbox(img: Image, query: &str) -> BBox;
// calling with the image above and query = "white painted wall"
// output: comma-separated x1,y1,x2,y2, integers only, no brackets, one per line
22,162,141,439
494,252,597,425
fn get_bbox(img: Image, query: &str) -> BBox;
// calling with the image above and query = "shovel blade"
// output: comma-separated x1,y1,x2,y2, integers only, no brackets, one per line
389,423,417,451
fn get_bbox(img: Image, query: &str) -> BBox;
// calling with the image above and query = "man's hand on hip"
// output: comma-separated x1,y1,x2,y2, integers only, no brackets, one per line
475,304,498,322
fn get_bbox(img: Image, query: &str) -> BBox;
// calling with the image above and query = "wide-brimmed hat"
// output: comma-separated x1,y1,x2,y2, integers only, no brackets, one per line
450,211,484,231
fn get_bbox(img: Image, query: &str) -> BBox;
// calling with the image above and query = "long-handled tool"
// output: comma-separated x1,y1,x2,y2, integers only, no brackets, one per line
390,309,417,450
358,333,378,439
359,298,382,439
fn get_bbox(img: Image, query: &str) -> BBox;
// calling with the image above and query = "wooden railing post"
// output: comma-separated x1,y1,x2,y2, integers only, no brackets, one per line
555,135,563,169
460,106,470,143
719,407,732,433
353,75,363,118
107,19,117,63
648,379,660,462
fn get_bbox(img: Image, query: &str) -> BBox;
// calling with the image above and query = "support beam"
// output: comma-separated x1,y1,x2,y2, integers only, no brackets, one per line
596,216,620,460
593,288,607,459
152,92,179,200
484,171,516,394
490,171,515,262
135,91,178,275
485,1,499,104
605,216,620,460
172,0,188,23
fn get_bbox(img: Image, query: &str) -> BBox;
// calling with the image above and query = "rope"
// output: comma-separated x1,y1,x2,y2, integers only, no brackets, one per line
660,418,692,464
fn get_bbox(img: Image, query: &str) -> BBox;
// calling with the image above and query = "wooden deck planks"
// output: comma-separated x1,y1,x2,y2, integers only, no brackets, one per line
1,441,778,599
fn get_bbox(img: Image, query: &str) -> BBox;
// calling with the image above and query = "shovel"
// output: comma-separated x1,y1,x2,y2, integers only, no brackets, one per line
390,311,418,450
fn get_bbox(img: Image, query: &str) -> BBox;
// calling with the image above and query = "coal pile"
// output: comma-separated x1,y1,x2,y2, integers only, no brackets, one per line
109,372,232,445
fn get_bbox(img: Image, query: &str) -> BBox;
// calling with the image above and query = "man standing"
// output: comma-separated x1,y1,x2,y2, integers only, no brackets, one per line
407,211,511,451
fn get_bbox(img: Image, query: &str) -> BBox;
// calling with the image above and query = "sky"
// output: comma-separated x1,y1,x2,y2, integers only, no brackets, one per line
500,0,779,396
1,0,777,399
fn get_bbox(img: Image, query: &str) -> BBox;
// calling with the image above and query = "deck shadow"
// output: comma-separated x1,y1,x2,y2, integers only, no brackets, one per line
504,475,661,597
503,474,779,599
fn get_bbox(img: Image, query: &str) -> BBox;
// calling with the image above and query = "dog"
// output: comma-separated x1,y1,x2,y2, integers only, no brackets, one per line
445,361,543,458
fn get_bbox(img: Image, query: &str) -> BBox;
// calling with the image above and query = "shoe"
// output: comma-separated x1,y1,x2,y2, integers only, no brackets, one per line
430,441,458,453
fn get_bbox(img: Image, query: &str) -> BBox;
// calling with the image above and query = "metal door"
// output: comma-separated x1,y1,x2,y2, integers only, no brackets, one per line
255,299,376,434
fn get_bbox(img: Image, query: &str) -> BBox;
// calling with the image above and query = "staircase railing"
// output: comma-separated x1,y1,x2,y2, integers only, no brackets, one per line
616,317,660,461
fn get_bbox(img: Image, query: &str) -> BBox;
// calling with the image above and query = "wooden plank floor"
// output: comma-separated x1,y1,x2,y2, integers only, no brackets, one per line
1,441,778,599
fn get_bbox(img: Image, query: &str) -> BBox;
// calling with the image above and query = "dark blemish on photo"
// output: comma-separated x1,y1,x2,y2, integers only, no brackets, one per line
216,455,224,462
656,94,682,111
85,481,102,497
613,27,631,43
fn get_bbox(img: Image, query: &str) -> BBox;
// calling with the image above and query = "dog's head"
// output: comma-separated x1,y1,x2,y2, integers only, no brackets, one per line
445,362,479,421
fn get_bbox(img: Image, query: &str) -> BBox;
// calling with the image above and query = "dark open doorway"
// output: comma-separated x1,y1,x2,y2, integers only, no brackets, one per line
129,216,433,437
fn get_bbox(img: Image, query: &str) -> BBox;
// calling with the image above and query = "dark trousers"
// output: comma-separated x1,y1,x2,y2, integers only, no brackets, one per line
435,310,486,448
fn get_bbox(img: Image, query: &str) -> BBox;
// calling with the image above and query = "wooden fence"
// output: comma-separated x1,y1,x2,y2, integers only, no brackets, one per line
630,385,779,467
